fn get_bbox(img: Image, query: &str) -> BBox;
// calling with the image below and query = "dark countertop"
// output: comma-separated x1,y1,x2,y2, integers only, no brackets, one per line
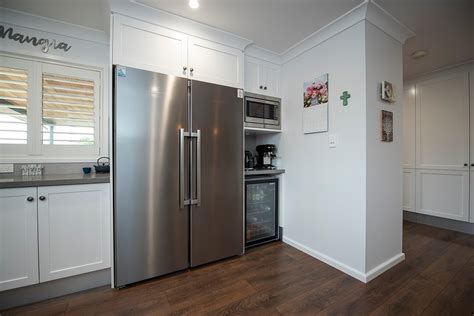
0,173,110,189
245,169,285,176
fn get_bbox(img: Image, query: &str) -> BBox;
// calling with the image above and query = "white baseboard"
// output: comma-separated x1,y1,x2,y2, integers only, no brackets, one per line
282,236,367,282
282,236,405,283
365,252,405,282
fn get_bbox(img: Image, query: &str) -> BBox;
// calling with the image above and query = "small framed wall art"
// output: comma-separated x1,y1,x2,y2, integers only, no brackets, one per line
381,110,393,142
381,81,395,103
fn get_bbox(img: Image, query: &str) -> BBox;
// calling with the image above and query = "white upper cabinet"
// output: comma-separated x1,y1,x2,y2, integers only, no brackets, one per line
0,187,39,292
38,184,111,282
188,36,243,88
415,72,469,170
402,87,416,168
113,15,188,78
244,56,280,97
113,14,244,88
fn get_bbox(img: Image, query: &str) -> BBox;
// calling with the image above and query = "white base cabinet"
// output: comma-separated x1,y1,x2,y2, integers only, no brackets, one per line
0,183,110,292
415,169,470,222
0,188,39,292
403,169,415,212
38,184,111,282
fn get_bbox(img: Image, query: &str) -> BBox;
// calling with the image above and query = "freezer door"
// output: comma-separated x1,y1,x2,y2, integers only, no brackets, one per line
190,80,244,267
114,66,189,287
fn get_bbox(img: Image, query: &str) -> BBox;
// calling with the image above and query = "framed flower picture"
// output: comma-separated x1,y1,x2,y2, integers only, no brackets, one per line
302,74,329,134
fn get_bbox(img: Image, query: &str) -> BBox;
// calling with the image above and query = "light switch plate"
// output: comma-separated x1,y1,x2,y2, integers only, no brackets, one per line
329,134,337,148
0,163,14,173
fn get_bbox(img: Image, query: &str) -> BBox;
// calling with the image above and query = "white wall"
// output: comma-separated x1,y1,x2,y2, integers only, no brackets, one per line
365,22,404,273
280,21,368,275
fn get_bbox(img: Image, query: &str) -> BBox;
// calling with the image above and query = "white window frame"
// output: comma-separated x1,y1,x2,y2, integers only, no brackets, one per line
0,56,36,156
0,53,107,163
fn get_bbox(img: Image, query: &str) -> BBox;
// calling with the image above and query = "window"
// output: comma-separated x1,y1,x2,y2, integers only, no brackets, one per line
0,66,28,145
0,56,102,159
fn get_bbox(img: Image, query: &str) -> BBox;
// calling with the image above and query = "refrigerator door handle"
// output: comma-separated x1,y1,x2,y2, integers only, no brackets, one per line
196,129,201,207
179,128,190,209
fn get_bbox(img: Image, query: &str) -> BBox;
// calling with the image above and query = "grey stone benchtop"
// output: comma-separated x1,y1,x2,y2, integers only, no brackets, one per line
245,169,285,176
0,173,110,189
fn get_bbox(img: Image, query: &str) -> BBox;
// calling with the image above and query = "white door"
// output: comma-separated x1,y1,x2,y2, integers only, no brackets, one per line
113,14,188,78
260,63,280,97
415,73,469,170
414,72,470,221
470,171,474,223
37,184,111,282
0,187,39,291
188,36,243,88
403,169,415,212
416,169,469,221
244,57,260,94
403,86,416,168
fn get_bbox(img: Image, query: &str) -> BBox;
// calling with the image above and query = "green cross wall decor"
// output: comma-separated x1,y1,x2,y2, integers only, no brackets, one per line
340,91,351,106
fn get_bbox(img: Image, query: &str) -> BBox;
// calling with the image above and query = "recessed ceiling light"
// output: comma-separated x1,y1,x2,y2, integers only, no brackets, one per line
189,0,199,9
411,50,428,59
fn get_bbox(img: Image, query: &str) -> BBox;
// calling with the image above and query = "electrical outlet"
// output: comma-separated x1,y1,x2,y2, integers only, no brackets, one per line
329,134,337,148
0,164,14,173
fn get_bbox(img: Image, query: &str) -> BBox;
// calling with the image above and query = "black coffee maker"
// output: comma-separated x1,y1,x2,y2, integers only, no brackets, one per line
245,150,255,170
255,144,277,170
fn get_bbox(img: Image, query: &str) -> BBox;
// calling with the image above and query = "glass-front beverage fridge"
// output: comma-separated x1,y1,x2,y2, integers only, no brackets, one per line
245,177,279,247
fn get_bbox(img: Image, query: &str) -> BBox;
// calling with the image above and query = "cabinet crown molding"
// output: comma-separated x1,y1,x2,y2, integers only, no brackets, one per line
111,0,252,51
281,0,415,64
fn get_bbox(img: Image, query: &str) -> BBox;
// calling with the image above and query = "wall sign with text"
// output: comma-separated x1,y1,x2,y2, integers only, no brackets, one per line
0,25,72,53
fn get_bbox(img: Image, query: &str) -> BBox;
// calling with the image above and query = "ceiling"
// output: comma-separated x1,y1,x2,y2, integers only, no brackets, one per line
1,0,110,33
1,0,473,78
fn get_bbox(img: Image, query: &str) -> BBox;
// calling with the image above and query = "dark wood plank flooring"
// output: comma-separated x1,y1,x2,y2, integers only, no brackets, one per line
2,221,474,315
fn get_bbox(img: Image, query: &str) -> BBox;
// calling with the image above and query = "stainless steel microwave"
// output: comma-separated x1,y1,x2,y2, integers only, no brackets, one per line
244,92,281,130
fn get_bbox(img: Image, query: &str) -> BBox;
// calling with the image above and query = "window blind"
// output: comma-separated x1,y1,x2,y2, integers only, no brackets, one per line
0,66,28,144
42,73,95,145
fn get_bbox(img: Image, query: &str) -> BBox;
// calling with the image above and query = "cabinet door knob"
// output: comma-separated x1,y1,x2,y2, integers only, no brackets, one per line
264,86,267,90
183,66,187,71
464,163,468,167
471,164,474,167
259,85,263,89
27,196,34,202
190,68,194,73
39,196,46,201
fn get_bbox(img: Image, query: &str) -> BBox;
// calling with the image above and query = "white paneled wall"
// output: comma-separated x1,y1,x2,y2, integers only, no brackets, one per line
403,65,474,223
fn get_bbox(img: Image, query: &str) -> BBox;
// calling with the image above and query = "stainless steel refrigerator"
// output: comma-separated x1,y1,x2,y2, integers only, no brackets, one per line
113,66,243,287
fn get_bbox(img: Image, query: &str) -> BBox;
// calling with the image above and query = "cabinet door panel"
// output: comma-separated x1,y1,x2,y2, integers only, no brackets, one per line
403,169,415,212
415,73,469,170
244,57,260,94
188,36,243,88
262,64,280,97
416,169,469,221
38,184,110,282
0,187,38,292
113,14,187,78
403,87,416,168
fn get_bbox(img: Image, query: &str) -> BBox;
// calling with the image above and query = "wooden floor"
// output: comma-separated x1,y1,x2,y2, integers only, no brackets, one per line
3,221,474,315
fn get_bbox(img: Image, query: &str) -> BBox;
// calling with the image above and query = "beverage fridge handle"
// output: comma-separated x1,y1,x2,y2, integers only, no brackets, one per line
179,128,185,209
196,129,201,207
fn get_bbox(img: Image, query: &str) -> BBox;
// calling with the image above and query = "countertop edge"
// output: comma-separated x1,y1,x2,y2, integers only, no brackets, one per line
0,174,110,189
